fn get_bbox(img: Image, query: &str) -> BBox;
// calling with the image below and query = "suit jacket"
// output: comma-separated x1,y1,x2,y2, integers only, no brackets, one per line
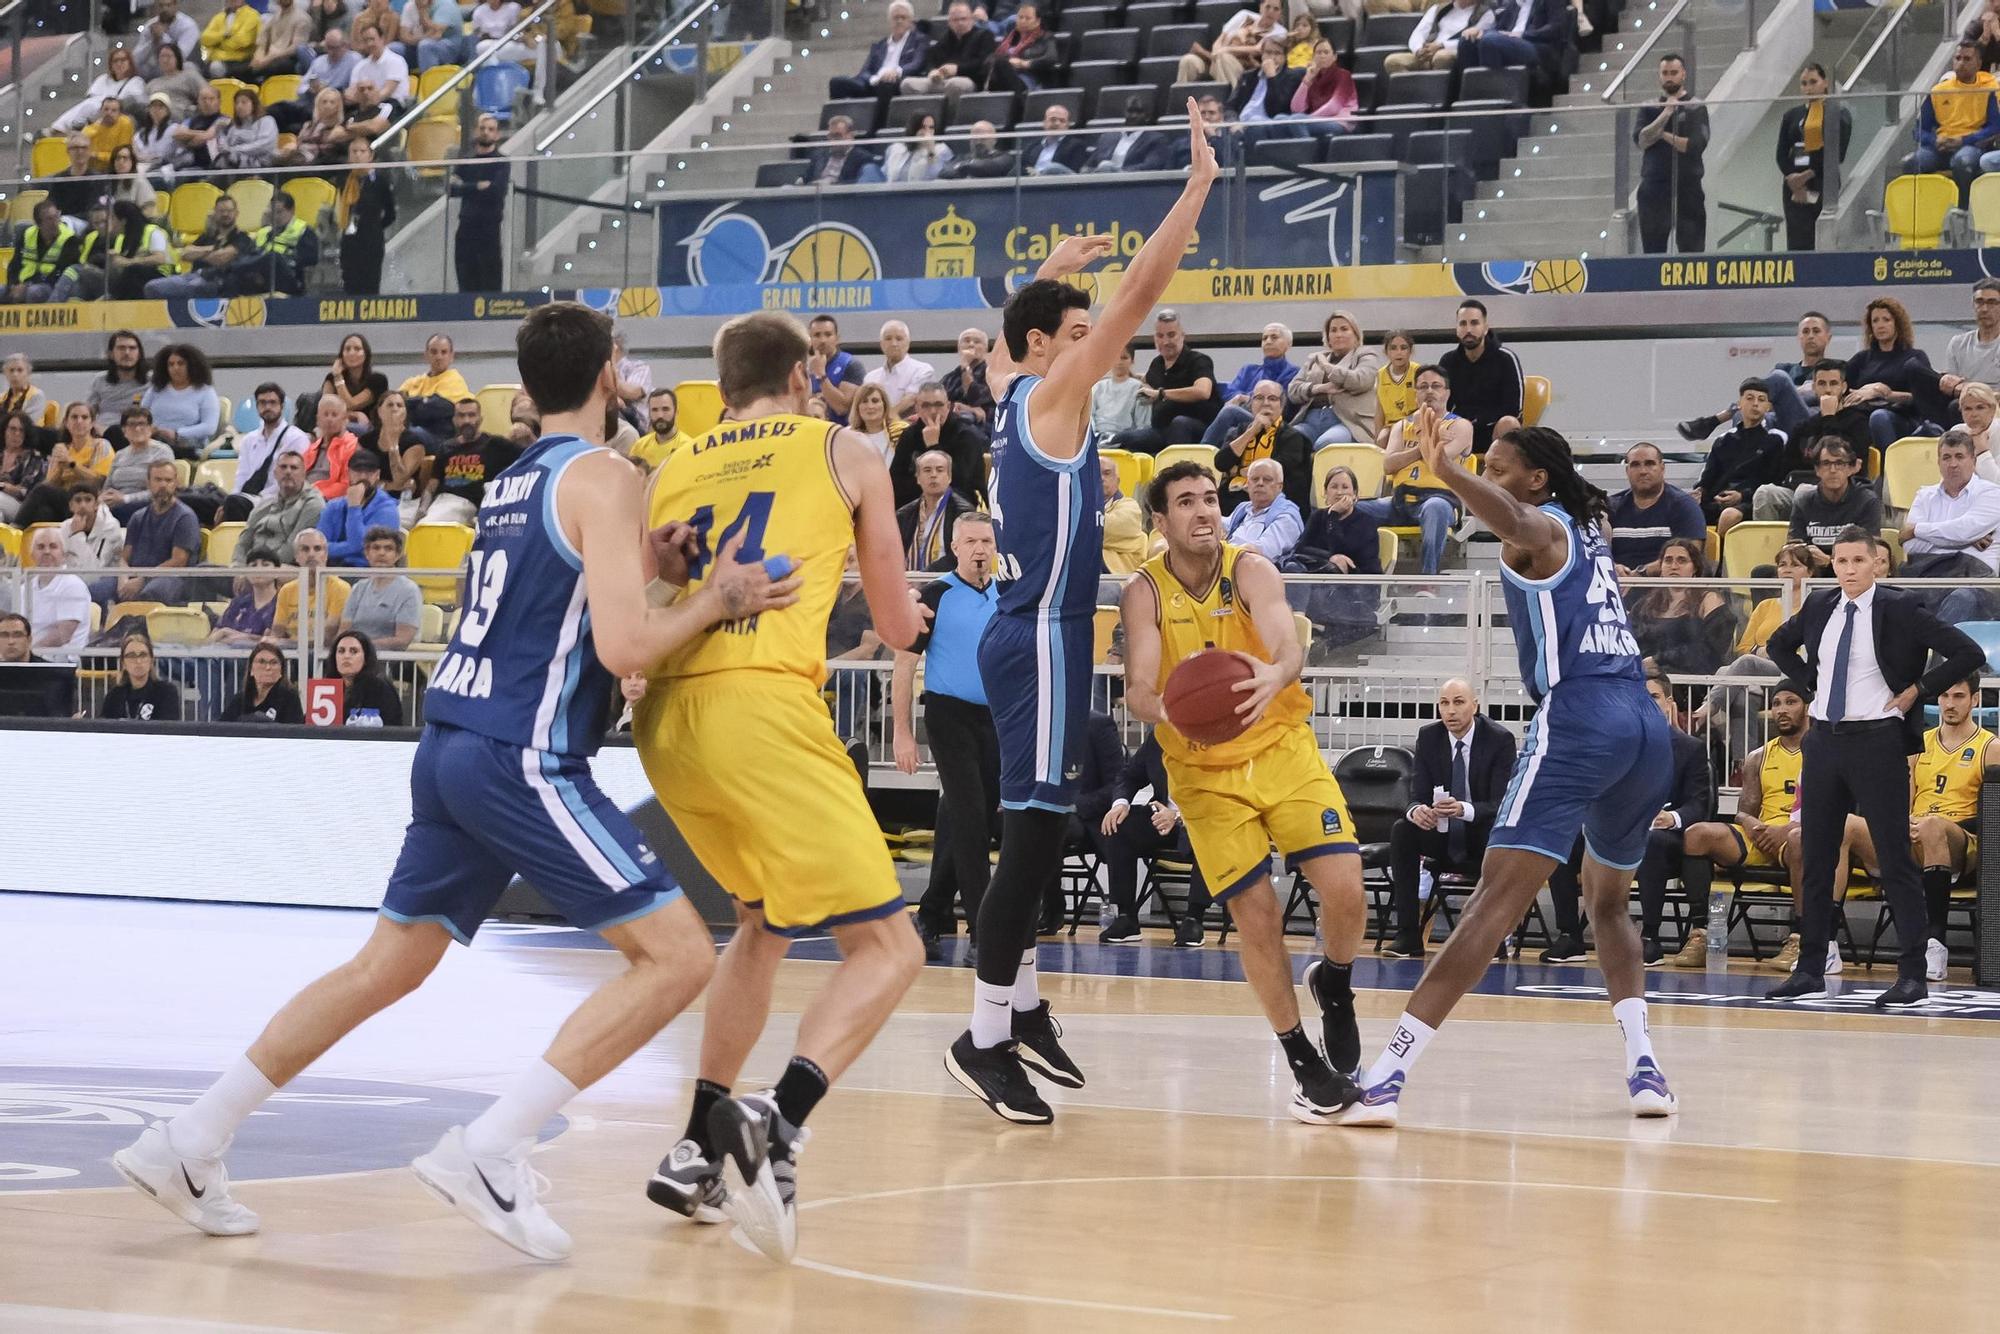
1086,127,1175,173
920,23,995,85
1406,715,1517,842
1018,133,1091,174
896,490,975,570
1663,728,1714,827
1074,711,1126,824
1765,583,1985,753
1227,66,1303,120
1775,101,1853,193
854,31,929,83
1115,730,1175,807
805,142,877,184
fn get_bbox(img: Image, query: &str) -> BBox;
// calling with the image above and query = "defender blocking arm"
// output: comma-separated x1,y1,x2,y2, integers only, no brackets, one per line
1412,407,1564,562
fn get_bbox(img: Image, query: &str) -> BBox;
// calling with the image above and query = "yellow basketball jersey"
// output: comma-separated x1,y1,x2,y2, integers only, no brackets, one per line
648,413,852,687
1388,412,1462,497
1757,737,1803,813
1377,363,1418,428
1141,544,1311,769
1914,725,1992,821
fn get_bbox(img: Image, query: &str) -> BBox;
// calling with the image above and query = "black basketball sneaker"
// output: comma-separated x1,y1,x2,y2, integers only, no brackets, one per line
1011,1000,1085,1088
946,1032,1055,1124
1303,957,1362,1075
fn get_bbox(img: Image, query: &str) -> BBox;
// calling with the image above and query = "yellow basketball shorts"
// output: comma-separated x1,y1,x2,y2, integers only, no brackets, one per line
1166,723,1358,902
634,672,904,935
1723,823,1786,870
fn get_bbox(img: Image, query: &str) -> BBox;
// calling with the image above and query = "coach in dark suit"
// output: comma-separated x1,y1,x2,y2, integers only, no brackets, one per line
1384,678,1517,958
1097,728,1213,947
1765,525,1983,1006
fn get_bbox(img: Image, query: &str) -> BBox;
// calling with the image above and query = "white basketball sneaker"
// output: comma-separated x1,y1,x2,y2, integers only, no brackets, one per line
112,1121,260,1236
1335,1070,1404,1128
411,1126,572,1262
1926,938,1949,983
1825,942,1844,976
1626,1056,1679,1118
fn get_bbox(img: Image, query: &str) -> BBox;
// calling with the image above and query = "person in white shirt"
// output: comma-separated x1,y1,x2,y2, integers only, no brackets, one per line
1221,457,1304,563
231,382,313,515
467,0,537,66
1898,428,2000,624
16,527,93,660
60,485,125,571
828,1,923,99
52,47,147,134
1386,0,1490,72
348,20,412,105
862,319,936,416
133,0,203,78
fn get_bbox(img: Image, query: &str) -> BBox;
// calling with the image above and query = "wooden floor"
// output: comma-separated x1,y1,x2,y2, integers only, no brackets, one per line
5,896,2000,1333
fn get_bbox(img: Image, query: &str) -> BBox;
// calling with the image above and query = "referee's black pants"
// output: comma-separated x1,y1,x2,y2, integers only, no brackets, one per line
914,691,1000,937
1799,719,1928,981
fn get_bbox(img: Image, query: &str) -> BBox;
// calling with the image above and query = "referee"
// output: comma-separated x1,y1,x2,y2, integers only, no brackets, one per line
1765,526,1983,1007
892,512,1002,963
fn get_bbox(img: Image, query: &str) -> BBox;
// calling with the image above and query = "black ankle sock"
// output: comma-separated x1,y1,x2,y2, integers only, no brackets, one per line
773,1055,830,1131
1312,959,1354,1003
1923,865,1954,941
687,1079,729,1154
1276,1025,1327,1076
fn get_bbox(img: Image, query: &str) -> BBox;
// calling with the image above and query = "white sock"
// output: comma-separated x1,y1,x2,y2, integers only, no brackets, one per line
971,979,1014,1048
167,1054,278,1159
1362,1012,1437,1089
1613,998,1655,1073
462,1059,579,1158
1011,947,1040,1011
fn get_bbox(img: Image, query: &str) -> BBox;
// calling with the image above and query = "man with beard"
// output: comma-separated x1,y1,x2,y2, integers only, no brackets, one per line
450,113,509,292
1436,299,1523,455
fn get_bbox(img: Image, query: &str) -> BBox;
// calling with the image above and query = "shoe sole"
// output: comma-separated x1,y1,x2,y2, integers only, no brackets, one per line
1014,1043,1085,1090
708,1105,797,1264
1630,1092,1678,1118
1098,934,1141,945
1288,1094,1356,1126
1874,994,1930,1009
1761,987,1831,1002
1541,954,1585,964
645,1173,725,1225
1335,1101,1400,1128
112,1149,258,1237
1380,948,1423,960
943,1047,1054,1124
409,1155,569,1263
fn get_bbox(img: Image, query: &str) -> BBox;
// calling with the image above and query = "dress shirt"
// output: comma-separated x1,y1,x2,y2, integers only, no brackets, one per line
1812,584,1897,722
1221,494,1303,563
870,32,910,81
1410,726,1480,823
864,355,937,407
1906,474,2000,572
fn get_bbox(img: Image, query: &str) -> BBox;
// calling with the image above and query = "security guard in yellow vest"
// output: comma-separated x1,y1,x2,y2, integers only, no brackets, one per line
5,199,82,304
50,204,112,303
245,192,318,296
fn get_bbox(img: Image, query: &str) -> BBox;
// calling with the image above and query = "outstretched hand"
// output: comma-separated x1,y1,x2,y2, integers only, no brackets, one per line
1038,233,1117,281
1411,406,1451,479
1185,97,1218,181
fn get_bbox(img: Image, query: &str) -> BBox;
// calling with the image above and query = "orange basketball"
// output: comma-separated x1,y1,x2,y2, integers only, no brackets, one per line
1162,649,1254,747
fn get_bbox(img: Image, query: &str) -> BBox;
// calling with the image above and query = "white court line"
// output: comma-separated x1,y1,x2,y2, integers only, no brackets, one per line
0,1304,331,1333
789,1258,1234,1324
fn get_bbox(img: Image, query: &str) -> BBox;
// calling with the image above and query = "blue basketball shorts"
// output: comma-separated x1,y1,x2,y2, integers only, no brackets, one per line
980,610,1093,812
1488,677,1674,871
380,724,682,943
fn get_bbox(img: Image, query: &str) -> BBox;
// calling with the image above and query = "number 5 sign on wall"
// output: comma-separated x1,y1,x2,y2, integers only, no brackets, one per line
307,678,346,727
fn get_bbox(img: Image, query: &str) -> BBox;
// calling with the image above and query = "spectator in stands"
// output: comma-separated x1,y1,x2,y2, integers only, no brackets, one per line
54,47,145,135
1386,0,1488,73
229,383,311,516
897,449,974,571
0,354,48,425
37,135,102,221
13,404,111,527
134,0,201,79
1178,0,1284,86
243,450,325,558
166,82,226,174
239,190,317,298
349,20,412,104
1937,280,2000,410
100,633,182,721
45,204,111,306
1286,464,1383,650
449,112,509,292
1288,309,1382,445
629,389,689,472
325,628,403,725
397,0,465,69
1898,428,2000,624
1681,311,1831,441
939,119,1016,179
1635,53,1708,254
0,612,75,717
1369,380,1474,576
280,28,358,135
1087,96,1177,173
80,99,136,174
941,327,994,427
0,413,47,524
1692,379,1784,537
1776,63,1850,252
1100,452,1148,576
320,332,388,433
138,343,219,458
364,391,431,524
212,90,279,170
98,149,157,228
422,399,514,524
61,482,124,571
273,525,349,645
100,407,170,518
1788,439,1880,566
608,329,652,430
1905,41,1999,191
316,450,399,566
1212,379,1311,512
829,0,927,102
983,2,1054,92
144,43,205,120
864,319,935,416
6,201,82,305
890,380,983,508
1286,39,1358,131
88,331,149,437
1201,323,1298,445
142,197,252,300
223,640,304,723
210,550,285,645
115,459,198,603
1967,383,2000,480
467,0,538,68
1228,39,1302,139
1090,345,1150,440
804,115,878,186
1752,360,1870,520
132,93,180,176
396,333,469,437
336,526,421,649
337,139,396,296
1438,298,1523,454
1969,0,2000,68
902,1,993,105
299,393,361,500
1095,730,1210,945
1609,441,1703,573
1847,295,1942,447
1018,104,1089,176
200,0,261,77
1464,0,1569,81
883,110,954,182
1111,308,1221,451
507,388,538,448
16,527,92,660
253,0,313,75
1221,457,1303,563
1627,537,1734,676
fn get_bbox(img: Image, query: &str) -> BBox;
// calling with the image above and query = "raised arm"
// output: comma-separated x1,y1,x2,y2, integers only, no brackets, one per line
1410,406,1563,564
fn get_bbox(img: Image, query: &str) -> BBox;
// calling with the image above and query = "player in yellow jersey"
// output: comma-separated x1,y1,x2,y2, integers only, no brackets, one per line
632,311,927,1264
1358,365,1471,576
1841,672,1998,982
1676,683,1808,969
1119,459,1365,1123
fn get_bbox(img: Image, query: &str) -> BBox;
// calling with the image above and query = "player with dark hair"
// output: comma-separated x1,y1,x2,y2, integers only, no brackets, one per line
1340,418,1679,1127
945,100,1219,1126
113,301,798,1262
1121,460,1365,1120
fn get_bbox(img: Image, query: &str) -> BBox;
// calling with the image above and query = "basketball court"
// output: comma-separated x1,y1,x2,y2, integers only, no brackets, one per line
5,890,1998,1333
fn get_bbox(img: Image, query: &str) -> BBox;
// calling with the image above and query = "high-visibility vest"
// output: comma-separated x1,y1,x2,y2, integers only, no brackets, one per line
253,217,309,256
17,222,76,281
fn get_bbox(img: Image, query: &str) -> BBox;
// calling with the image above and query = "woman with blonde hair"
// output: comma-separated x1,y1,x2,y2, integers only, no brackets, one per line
1287,308,1383,444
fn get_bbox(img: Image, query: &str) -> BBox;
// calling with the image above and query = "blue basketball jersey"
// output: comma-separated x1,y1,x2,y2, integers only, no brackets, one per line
1500,502,1644,702
423,434,615,757
988,372,1103,621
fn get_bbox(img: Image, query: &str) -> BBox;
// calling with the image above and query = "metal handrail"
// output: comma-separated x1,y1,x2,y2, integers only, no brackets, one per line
533,0,713,153
1599,0,1690,102
372,0,563,150
1841,0,1918,93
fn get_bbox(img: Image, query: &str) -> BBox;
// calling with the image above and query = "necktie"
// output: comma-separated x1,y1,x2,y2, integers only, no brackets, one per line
1448,738,1469,862
1826,602,1857,723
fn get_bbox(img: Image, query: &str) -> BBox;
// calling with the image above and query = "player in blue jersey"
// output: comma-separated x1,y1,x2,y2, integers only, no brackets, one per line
945,101,1218,1125
1340,419,1679,1129
114,303,797,1262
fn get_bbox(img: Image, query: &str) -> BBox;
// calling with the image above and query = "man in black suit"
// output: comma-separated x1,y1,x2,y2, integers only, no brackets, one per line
1097,728,1212,947
804,116,880,186
1384,678,1518,958
827,0,929,103
1017,104,1091,175
1086,96,1177,173
1765,525,1984,1007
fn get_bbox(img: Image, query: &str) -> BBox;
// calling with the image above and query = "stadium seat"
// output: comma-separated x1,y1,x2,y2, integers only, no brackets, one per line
1313,443,1385,500
1126,1,1189,30
7,190,47,226
1883,435,1940,510
883,94,946,134
1721,521,1789,578
1093,604,1120,662
259,73,302,105
415,602,447,647
209,76,256,108
407,524,476,605
1522,374,1550,425
820,97,879,134
1167,80,1227,109
225,178,274,228
1023,89,1084,124
40,400,59,429
0,524,19,564
1954,621,2000,674
1062,5,1119,34
207,520,246,566
168,182,223,243
1101,447,1146,500
1972,174,2000,246
30,137,67,178
1457,65,1530,107
108,600,165,625
1882,174,1956,250
231,397,259,434
1447,99,1520,178
1146,22,1207,56
948,91,1017,129
1321,132,1396,165
1090,82,1157,122
1154,443,1214,476
1248,137,1319,169
407,121,458,178
756,160,808,187
1191,0,1237,27
1406,128,1473,169
1080,27,1141,62
145,606,209,644
1376,526,1397,574
1066,61,1135,111
416,64,465,118
1317,16,1355,53
171,460,192,488
1402,161,1471,245
473,62,532,121
1383,70,1451,110
1348,44,1402,79
676,379,725,435
476,382,520,436
1133,55,1183,90
193,458,238,494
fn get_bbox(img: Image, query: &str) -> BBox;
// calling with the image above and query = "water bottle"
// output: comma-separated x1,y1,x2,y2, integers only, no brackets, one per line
1706,885,1731,971
1417,865,1434,903
1433,785,1452,835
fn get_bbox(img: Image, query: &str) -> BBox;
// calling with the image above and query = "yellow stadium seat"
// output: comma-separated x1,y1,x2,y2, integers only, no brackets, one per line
1882,526,1905,571
0,524,19,564
1883,436,1939,511
406,523,475,605
1522,374,1551,426
194,458,239,493
1722,521,1789,578
108,600,164,624
6,190,46,226
167,181,222,243
206,519,246,565
1884,173,1957,250
282,175,338,229
476,382,520,437
407,120,458,178
274,133,297,158
1100,447,1146,501
145,606,210,644
1092,604,1119,663
675,380,725,436
415,602,446,646
417,64,465,119
1312,442,1386,502
225,178,274,228
0,248,11,279
1703,525,1720,569
1292,611,1312,652
171,459,192,488
30,137,67,178
259,73,301,105
1972,175,2000,247
209,77,256,108
1376,526,1397,574
1153,443,1215,477
39,400,57,429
